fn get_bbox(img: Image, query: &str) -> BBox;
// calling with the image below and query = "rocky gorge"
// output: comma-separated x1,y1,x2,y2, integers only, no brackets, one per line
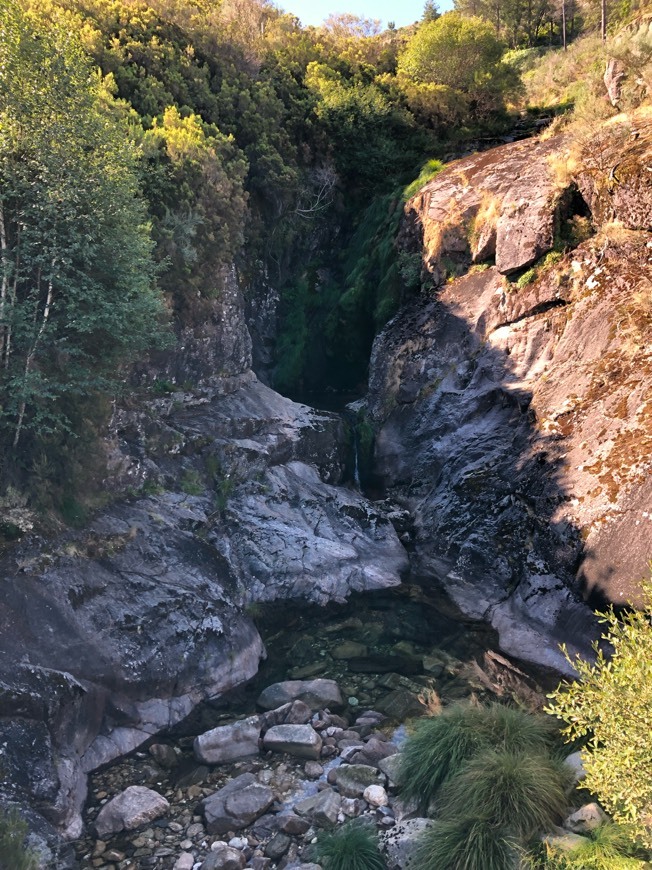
1,105,652,868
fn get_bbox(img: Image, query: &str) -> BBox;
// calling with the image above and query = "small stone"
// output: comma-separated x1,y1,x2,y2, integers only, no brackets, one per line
104,850,126,862
332,641,368,659
348,697,359,707
564,751,587,784
543,832,591,852
304,761,323,779
228,836,248,850
173,854,195,870
179,839,193,850
364,785,388,807
149,743,179,769
264,832,291,860
277,814,310,836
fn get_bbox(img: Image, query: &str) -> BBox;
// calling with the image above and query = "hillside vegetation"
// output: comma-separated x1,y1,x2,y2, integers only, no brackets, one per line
1,0,652,520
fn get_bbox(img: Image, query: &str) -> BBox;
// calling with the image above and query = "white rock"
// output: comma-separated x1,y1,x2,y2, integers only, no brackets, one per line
363,785,388,807
564,802,608,834
564,751,587,784
95,786,169,837
173,854,195,870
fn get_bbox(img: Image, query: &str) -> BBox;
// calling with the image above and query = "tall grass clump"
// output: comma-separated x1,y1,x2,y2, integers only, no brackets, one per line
438,749,572,837
0,807,37,870
314,821,386,870
416,817,520,870
398,703,561,813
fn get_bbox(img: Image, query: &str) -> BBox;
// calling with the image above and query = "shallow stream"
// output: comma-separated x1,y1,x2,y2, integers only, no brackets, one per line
75,580,557,869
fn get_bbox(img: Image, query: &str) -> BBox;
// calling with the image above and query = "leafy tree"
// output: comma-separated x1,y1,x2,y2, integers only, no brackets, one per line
0,0,168,455
397,12,520,122
546,579,652,847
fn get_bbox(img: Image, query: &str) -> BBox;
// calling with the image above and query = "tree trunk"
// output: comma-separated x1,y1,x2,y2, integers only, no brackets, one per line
562,0,567,49
601,0,607,42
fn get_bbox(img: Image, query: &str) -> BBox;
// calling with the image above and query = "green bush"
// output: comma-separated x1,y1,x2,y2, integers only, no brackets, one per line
0,807,37,870
438,749,572,837
415,817,520,870
398,703,560,812
314,821,386,870
546,579,652,846
536,823,646,869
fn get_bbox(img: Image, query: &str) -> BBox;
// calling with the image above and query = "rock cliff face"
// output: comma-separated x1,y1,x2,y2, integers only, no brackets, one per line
0,269,407,862
366,122,652,672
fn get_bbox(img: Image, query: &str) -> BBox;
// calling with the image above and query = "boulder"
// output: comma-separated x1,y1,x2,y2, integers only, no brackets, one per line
201,773,274,835
378,754,401,786
265,832,292,860
543,831,591,852
564,802,608,834
149,743,178,769
376,689,426,721
257,679,344,712
564,752,587,785
263,724,322,760
380,818,435,869
194,716,261,764
95,786,169,837
294,788,341,828
201,844,246,870
331,764,384,798
261,701,313,730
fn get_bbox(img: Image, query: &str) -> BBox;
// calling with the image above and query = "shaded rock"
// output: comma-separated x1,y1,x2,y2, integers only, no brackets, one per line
194,716,261,764
201,773,274,835
349,736,398,767
277,813,311,835
564,752,587,785
295,788,341,828
261,701,313,731
376,689,426,721
331,764,384,798
263,725,322,760
380,818,434,870
347,654,421,675
149,744,178,769
201,843,246,870
257,680,344,712
331,641,368,659
378,754,402,786
95,786,169,837
564,802,608,834
265,832,292,860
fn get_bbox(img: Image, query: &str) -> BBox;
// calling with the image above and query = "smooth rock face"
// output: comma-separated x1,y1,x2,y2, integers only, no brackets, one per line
194,716,261,764
262,725,322,760
365,226,652,669
95,786,169,837
257,680,344,712
0,361,405,837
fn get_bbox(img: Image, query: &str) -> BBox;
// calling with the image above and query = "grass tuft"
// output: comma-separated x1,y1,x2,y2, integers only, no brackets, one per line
438,748,572,837
415,816,520,870
314,821,386,870
398,703,561,813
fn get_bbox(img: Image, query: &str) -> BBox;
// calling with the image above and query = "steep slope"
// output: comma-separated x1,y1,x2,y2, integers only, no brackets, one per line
367,117,652,670
0,268,407,863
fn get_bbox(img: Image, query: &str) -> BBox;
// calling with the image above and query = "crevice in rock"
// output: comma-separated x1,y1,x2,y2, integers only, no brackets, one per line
492,296,570,332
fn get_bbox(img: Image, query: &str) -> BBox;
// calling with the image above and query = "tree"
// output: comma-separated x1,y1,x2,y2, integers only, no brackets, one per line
397,12,519,121
546,578,652,847
423,0,441,21
0,1,168,454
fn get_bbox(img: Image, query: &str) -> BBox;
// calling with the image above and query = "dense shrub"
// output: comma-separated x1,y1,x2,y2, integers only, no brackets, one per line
546,580,652,847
